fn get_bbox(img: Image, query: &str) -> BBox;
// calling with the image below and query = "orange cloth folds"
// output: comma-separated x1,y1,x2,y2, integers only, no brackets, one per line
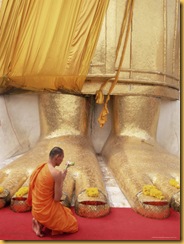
0,0,109,93
27,163,78,234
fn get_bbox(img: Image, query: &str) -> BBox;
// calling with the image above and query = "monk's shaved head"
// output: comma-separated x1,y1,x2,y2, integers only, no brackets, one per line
49,147,64,159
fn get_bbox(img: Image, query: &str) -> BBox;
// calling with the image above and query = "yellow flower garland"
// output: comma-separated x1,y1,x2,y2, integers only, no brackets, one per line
15,186,29,197
86,187,99,197
143,185,164,200
169,179,180,189
0,186,4,193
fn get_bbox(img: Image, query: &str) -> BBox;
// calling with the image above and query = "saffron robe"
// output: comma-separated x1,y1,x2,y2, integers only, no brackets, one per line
27,163,78,233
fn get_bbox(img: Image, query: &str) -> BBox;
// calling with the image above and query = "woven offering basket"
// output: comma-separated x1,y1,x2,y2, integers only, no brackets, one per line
10,194,31,213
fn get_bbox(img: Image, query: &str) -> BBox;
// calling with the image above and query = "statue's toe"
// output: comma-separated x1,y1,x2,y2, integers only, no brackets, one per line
75,188,110,218
136,192,170,219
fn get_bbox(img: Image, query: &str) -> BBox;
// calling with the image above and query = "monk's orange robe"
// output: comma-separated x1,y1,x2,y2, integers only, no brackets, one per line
27,163,78,234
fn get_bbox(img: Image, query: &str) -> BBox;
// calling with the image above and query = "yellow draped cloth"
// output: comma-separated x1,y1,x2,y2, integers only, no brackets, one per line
27,163,78,234
0,0,109,93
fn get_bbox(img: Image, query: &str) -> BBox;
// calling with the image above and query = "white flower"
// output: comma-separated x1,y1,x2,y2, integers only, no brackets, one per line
65,161,75,169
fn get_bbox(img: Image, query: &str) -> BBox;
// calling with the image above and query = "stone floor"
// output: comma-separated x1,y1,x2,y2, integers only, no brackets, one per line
97,155,130,208
0,154,130,208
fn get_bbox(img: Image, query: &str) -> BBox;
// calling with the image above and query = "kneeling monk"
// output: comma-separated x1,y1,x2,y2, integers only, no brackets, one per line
27,147,78,237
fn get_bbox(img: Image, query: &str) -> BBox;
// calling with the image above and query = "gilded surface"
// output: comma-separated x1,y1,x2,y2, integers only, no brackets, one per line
86,0,180,98
0,94,110,217
102,96,180,218
39,93,88,138
0,0,180,219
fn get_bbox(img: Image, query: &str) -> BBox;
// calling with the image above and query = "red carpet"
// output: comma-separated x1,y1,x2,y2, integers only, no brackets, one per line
0,207,180,241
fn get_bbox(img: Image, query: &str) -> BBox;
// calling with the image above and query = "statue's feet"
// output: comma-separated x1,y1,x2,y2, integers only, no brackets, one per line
0,93,110,217
0,135,110,217
102,136,180,219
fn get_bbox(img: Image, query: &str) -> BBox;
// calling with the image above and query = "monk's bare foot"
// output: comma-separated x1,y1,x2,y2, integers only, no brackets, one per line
32,218,44,237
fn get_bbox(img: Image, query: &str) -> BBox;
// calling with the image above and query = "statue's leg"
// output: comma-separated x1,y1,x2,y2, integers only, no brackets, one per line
102,95,180,219
0,93,110,217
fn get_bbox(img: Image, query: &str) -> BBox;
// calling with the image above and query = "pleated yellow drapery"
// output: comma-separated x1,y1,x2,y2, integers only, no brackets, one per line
0,0,109,94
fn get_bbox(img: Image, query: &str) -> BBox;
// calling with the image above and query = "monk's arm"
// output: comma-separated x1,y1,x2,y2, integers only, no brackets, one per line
54,170,67,201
